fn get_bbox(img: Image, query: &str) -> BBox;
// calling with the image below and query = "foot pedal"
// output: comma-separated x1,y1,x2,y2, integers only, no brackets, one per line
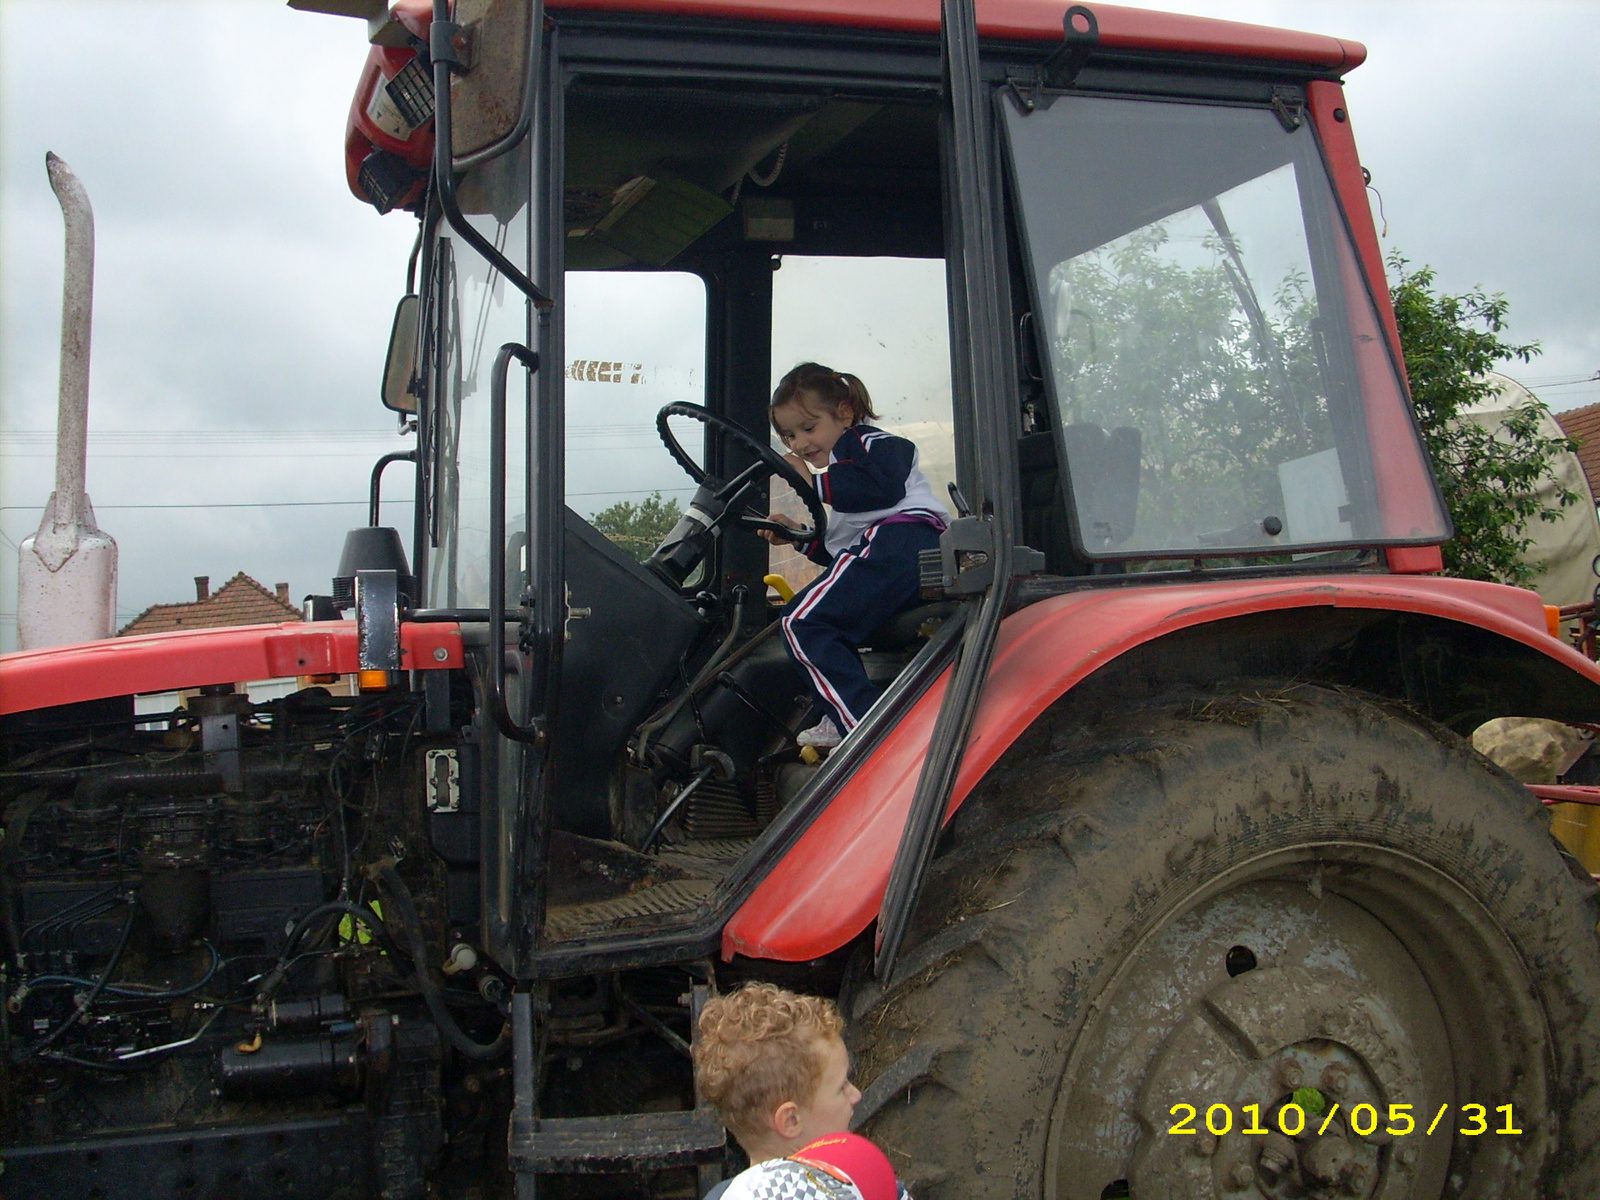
509,1107,727,1173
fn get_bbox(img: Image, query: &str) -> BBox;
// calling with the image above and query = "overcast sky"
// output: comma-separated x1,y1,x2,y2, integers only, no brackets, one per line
3,0,1597,653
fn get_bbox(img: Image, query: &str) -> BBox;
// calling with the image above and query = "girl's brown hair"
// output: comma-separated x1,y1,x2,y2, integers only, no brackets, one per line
770,362,879,430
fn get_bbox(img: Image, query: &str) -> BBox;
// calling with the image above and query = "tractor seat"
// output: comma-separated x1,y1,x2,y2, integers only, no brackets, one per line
864,600,959,651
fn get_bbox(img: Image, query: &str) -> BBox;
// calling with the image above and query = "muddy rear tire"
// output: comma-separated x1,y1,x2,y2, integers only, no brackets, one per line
848,684,1600,1200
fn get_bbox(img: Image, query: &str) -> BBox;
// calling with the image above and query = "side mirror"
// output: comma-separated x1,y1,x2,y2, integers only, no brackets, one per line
450,0,536,165
382,293,421,414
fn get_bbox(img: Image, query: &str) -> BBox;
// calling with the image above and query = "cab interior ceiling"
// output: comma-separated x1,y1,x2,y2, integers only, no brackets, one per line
564,84,944,269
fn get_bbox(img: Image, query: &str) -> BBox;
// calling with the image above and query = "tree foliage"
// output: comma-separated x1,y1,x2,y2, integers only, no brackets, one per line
1388,254,1576,585
1048,213,1342,555
590,492,682,561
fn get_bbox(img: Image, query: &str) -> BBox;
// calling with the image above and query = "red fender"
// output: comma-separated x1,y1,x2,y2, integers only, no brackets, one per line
0,621,462,716
723,575,1599,962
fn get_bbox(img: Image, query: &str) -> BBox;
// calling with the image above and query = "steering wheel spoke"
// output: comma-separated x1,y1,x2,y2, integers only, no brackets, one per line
713,458,769,505
654,402,827,553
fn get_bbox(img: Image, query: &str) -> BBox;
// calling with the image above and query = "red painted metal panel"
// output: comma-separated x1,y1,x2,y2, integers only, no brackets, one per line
1385,546,1444,574
1307,81,1399,367
724,575,1594,962
0,622,463,716
1530,785,1600,808
547,0,1364,69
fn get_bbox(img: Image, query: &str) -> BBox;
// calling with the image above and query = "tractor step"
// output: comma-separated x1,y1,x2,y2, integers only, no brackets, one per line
509,1107,727,1174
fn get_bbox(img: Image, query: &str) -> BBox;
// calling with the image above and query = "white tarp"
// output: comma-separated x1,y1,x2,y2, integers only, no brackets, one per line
1461,372,1600,607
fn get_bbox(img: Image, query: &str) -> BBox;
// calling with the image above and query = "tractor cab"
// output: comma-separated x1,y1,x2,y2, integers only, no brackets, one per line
21,4,1600,1197
335,2,1448,977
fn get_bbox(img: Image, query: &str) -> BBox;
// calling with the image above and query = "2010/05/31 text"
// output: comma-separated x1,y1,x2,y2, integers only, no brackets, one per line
1167,1102,1520,1138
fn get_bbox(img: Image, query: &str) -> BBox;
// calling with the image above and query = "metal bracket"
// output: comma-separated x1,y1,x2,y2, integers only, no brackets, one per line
1271,85,1306,133
563,583,591,643
429,18,471,75
1039,5,1100,89
192,686,250,793
424,748,460,812
924,518,1047,597
356,569,402,671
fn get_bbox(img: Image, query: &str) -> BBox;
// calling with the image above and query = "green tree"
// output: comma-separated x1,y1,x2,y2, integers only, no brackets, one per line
590,492,682,562
1050,223,1333,547
1389,254,1577,585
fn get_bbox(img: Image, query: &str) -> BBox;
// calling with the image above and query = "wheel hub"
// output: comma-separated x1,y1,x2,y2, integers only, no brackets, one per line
1132,966,1418,1199
1046,876,1483,1200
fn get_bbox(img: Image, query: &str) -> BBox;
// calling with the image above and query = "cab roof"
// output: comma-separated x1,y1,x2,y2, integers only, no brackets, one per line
547,0,1366,73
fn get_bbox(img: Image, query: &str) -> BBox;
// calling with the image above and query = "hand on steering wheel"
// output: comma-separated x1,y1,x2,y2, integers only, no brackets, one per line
655,402,827,546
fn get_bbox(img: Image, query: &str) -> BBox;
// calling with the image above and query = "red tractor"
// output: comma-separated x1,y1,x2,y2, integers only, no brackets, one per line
4,2,1599,1197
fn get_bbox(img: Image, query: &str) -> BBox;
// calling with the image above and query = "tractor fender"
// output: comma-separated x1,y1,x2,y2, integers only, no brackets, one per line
0,620,463,716
723,573,1600,962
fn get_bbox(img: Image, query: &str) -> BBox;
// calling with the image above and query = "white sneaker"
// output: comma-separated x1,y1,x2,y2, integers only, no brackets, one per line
796,716,842,748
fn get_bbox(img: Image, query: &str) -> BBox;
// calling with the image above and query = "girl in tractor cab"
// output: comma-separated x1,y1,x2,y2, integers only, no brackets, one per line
759,362,950,749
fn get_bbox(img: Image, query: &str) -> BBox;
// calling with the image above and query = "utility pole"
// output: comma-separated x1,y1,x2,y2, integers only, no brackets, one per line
17,153,118,649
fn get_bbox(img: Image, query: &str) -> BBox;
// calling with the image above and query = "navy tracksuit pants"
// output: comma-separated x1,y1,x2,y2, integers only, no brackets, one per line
779,520,943,732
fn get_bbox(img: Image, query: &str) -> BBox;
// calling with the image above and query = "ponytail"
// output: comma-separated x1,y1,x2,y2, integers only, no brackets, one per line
770,362,879,429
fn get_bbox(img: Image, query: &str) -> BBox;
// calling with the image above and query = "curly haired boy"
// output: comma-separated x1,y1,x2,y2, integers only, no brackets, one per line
694,983,905,1200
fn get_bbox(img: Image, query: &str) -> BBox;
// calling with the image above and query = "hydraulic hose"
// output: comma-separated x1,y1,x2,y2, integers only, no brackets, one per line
371,861,509,1061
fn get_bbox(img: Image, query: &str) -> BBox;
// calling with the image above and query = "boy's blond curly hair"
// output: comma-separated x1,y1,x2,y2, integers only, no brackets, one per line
693,982,844,1143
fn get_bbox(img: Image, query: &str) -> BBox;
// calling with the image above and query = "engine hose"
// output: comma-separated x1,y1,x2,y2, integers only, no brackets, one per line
372,861,509,1061
255,901,405,1005
13,898,136,1063
74,760,305,808
27,939,220,1000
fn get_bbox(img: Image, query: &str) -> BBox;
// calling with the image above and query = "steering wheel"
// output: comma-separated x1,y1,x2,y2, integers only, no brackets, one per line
656,402,827,546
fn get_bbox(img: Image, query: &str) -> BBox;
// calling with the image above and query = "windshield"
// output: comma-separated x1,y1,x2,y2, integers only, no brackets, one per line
1004,94,1448,561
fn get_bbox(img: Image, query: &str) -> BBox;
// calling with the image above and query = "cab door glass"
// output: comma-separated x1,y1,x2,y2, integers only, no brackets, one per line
565,271,707,561
1004,94,1448,561
768,255,954,591
429,198,530,609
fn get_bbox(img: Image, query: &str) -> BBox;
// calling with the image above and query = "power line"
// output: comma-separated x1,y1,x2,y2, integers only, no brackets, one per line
1,423,661,443
0,486,694,514
0,443,665,460
0,500,394,511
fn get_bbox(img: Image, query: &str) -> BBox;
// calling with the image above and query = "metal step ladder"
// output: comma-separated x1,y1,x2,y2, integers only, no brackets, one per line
508,984,728,1183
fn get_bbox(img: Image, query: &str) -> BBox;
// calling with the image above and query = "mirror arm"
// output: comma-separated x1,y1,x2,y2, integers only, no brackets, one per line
430,0,553,311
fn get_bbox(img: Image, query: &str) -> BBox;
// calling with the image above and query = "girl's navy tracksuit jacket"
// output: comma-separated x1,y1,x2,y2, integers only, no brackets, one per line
781,424,949,732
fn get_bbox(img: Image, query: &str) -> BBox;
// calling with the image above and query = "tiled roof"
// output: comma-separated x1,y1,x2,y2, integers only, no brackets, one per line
118,572,302,636
1555,401,1600,499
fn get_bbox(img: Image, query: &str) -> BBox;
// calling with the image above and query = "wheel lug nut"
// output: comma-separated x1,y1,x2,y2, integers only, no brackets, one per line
1228,1162,1254,1190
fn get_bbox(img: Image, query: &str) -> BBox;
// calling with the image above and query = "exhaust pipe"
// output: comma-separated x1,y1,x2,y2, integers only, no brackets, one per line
17,153,118,650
